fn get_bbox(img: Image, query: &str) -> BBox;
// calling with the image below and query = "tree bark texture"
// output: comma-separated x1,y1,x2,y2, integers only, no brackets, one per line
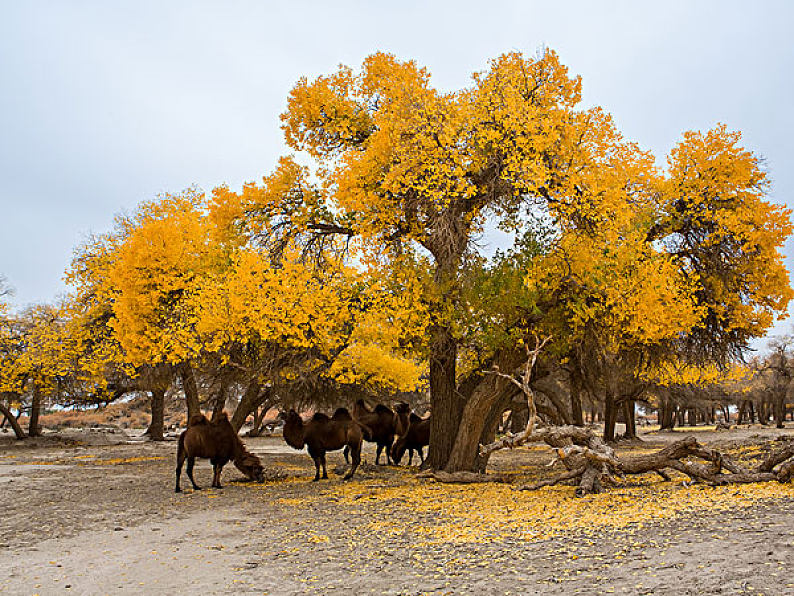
427,324,463,470
231,382,267,432
178,362,201,420
569,368,584,427
0,402,26,439
146,388,165,441
28,384,42,437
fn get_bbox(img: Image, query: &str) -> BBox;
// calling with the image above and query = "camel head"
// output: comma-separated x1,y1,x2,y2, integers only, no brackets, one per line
235,451,265,483
281,409,306,450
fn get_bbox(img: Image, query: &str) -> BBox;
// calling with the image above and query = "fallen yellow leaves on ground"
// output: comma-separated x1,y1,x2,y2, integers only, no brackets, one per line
250,471,794,546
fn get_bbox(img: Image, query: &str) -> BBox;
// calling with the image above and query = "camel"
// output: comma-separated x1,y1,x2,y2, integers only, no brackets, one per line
282,408,363,480
175,412,265,492
391,406,431,466
347,399,405,465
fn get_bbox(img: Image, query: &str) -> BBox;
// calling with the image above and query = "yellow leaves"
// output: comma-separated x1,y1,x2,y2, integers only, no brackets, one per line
106,189,224,366
644,359,750,387
195,246,349,354
658,124,794,342
274,471,794,546
282,65,374,160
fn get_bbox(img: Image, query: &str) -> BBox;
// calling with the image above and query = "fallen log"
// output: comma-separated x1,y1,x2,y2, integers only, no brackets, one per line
480,426,794,496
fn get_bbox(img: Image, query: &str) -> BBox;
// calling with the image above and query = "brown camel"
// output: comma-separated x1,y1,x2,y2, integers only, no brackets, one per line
282,408,363,480
347,399,405,465
391,405,431,466
175,412,265,492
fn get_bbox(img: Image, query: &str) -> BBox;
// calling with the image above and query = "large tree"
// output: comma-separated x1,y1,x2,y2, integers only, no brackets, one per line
264,50,792,471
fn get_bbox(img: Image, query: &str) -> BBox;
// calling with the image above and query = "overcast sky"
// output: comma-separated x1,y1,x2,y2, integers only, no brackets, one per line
1,1,792,344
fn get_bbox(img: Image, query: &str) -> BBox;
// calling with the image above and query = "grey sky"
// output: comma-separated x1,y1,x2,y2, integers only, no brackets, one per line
1,1,793,343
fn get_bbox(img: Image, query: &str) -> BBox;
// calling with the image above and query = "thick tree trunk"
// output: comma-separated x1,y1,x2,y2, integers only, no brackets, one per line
603,391,617,442
444,369,510,472
774,394,786,429
146,388,165,441
427,324,462,470
569,369,584,427
510,399,529,433
659,400,675,430
623,400,636,438
473,394,513,473
231,381,266,432
28,384,42,437
0,402,26,439
178,362,201,420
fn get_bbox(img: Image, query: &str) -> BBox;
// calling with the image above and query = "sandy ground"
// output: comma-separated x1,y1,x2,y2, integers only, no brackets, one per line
2,425,794,595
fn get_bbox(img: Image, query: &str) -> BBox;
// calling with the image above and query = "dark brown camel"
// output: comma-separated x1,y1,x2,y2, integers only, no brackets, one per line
347,399,404,465
175,412,265,492
391,406,431,466
282,408,363,481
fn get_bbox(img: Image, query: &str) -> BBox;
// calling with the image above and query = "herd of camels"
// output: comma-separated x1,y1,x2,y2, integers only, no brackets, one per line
175,400,430,492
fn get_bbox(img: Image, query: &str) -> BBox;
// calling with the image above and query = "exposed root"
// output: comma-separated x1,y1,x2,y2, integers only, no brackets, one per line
417,470,512,484
480,426,794,496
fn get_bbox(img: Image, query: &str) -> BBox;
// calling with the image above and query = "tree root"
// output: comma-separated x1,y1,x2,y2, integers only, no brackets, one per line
417,470,512,484
480,427,794,496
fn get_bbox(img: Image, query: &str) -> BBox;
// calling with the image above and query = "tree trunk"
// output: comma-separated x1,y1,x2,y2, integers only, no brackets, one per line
231,381,266,432
775,394,786,429
0,402,26,439
178,362,201,420
510,399,529,433
569,369,584,427
211,378,229,419
28,384,42,437
603,391,617,442
474,393,512,473
442,366,500,472
146,388,165,441
623,400,636,438
659,399,675,430
428,324,462,470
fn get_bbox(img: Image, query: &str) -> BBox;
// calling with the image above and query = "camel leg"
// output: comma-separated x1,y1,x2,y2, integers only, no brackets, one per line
375,444,383,465
385,437,394,465
212,463,223,488
408,449,413,466
418,447,425,464
175,451,186,493
344,443,361,480
186,457,200,490
312,456,321,481
321,453,328,479
343,445,349,464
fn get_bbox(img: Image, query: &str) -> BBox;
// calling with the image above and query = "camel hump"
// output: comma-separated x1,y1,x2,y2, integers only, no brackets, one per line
312,412,331,423
332,408,352,421
188,414,209,427
213,411,229,421
394,402,410,414
374,404,393,416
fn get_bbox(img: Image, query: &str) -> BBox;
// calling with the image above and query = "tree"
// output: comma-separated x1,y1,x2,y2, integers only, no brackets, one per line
253,51,793,471
275,50,605,469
